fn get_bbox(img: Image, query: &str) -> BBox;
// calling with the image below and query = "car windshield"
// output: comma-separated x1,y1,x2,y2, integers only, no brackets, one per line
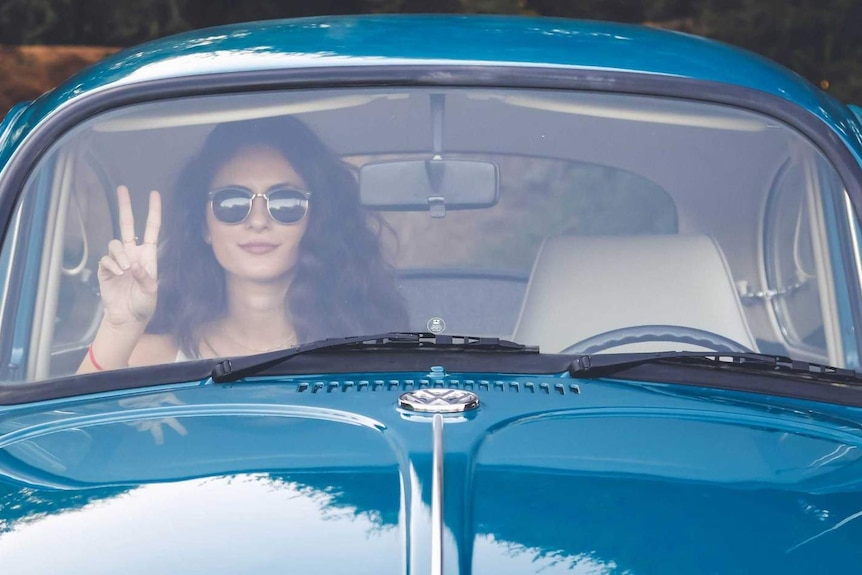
2,85,860,382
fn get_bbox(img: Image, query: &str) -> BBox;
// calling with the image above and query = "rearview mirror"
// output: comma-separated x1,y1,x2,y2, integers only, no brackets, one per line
359,159,499,214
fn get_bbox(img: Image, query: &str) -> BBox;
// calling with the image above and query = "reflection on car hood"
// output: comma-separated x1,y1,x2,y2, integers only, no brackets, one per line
2,372,862,574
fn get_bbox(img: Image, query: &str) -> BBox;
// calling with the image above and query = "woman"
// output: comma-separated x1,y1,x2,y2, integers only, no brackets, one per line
80,116,406,372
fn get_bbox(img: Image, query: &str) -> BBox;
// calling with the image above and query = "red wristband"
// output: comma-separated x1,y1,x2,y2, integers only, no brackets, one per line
88,344,105,371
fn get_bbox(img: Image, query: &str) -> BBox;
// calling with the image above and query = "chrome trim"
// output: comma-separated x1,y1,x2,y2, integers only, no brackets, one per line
431,413,444,575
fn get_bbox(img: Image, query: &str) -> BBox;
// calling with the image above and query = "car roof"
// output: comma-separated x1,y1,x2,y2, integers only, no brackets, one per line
7,15,862,158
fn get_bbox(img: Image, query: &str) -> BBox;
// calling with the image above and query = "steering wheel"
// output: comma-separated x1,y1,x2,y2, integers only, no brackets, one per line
559,324,754,355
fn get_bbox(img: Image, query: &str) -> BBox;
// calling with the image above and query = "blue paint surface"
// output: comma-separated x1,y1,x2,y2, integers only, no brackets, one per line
2,373,862,572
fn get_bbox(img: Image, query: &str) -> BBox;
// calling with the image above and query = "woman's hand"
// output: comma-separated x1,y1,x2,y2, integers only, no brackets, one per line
97,186,162,328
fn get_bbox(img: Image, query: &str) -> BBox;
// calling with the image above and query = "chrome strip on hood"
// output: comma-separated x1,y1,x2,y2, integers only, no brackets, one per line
431,413,444,575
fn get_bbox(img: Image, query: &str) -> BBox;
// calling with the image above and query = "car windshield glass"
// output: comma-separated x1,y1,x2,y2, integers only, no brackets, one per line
2,86,858,382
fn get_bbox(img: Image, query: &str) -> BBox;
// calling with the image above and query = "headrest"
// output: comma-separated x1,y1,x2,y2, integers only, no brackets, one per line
512,235,757,353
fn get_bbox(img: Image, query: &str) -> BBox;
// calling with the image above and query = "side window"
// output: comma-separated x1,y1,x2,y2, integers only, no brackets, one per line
763,156,856,366
374,156,677,336
764,159,826,356
0,163,56,383
377,156,677,272
846,193,862,368
51,152,116,373
0,144,116,381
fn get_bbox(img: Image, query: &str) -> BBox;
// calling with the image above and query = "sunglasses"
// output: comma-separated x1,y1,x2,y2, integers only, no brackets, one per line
208,185,311,225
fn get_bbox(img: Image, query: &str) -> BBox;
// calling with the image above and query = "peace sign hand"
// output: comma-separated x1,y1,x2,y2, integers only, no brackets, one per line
97,186,162,329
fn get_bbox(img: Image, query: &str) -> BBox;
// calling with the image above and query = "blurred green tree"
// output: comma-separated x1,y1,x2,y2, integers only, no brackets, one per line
694,0,862,102
0,0,189,45
0,0,59,44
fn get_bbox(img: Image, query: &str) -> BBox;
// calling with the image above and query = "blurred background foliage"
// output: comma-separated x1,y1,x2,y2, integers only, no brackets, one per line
0,0,860,106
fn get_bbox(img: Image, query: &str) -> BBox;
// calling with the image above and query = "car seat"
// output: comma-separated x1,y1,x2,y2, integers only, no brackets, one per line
511,234,758,353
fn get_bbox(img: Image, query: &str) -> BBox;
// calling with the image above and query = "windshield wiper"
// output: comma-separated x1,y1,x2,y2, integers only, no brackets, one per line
211,332,537,383
568,351,862,385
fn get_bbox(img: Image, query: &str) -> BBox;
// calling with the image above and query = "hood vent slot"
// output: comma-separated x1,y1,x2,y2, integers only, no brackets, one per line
295,379,579,395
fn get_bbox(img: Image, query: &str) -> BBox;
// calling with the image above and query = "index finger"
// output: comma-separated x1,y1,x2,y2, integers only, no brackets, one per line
143,190,162,245
117,185,136,244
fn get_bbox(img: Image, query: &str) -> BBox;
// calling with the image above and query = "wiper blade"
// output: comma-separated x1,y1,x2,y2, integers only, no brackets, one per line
568,351,862,385
211,332,537,383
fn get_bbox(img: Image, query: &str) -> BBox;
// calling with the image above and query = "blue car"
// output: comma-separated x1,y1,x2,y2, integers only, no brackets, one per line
2,14,862,574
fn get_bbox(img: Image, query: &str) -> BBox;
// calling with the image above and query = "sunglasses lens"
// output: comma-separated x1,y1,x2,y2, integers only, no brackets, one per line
267,188,309,224
211,188,252,224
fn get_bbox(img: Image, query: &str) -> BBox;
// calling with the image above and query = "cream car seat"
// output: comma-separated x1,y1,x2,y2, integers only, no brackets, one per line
512,235,758,354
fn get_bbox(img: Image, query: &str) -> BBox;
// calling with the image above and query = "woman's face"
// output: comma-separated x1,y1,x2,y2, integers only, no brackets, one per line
205,144,310,283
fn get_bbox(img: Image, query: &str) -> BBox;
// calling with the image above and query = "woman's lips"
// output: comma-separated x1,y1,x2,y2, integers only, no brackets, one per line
239,242,279,254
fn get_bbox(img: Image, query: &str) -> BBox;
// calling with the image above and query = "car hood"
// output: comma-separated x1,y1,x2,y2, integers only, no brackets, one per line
2,371,862,574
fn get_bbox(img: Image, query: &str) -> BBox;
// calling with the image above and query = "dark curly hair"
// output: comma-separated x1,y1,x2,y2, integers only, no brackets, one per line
149,115,407,356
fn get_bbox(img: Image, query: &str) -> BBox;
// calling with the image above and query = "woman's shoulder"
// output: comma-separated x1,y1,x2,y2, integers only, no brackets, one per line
128,333,180,366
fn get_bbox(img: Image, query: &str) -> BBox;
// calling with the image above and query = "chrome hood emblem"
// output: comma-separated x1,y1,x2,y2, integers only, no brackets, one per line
398,388,479,413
